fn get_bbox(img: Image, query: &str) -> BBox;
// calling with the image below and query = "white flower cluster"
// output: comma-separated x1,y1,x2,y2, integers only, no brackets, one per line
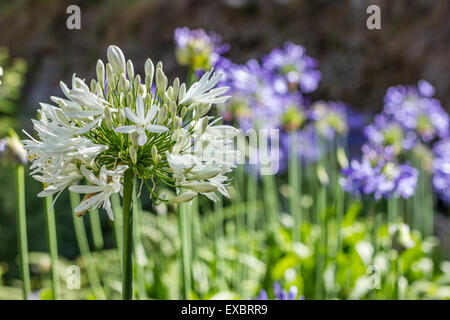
23,45,239,219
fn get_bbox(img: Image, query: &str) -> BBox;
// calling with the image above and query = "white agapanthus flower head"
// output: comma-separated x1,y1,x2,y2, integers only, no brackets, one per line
23,45,239,219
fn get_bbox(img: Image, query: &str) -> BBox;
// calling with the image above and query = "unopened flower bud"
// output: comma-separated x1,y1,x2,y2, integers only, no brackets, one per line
317,164,329,186
104,108,113,129
191,167,220,180
174,116,182,129
169,101,177,119
129,145,138,164
90,79,97,93
119,73,129,92
167,86,173,99
156,68,168,96
126,60,134,80
96,60,105,87
181,182,218,193
107,45,126,76
139,84,146,97
201,117,208,134
119,108,126,124
172,77,180,100
145,58,154,78
129,132,138,146
106,64,116,91
198,104,212,117
337,147,349,169
178,83,186,102
180,106,187,119
151,145,159,164
95,83,103,97
126,92,133,106
168,192,197,203
157,104,167,125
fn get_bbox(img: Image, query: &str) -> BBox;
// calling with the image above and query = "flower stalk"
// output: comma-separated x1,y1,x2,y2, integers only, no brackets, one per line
15,164,30,299
121,168,134,300
44,195,61,299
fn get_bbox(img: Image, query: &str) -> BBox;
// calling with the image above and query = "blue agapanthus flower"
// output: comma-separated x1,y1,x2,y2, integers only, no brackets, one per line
262,42,321,94
308,101,348,141
174,27,229,71
341,144,418,200
432,138,450,205
364,115,417,156
223,59,285,131
257,283,303,300
383,80,449,143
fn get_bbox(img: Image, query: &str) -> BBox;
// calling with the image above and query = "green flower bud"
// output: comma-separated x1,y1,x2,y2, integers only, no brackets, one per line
126,59,134,80
96,59,105,87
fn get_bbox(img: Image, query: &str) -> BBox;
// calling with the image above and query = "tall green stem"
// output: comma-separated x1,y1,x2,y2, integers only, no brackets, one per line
15,164,30,299
179,198,192,299
69,192,106,299
122,169,134,300
89,208,104,251
132,183,147,299
44,196,61,299
262,174,278,229
289,132,301,241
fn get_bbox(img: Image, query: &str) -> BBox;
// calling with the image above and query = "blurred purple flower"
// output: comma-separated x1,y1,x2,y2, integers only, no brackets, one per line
341,144,418,200
257,283,303,300
174,27,229,71
432,138,450,205
364,115,417,155
383,80,449,143
262,42,321,94
308,101,348,140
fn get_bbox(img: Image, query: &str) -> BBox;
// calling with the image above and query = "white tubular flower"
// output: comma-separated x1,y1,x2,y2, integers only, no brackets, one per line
179,70,230,105
23,45,239,218
115,95,168,146
0,66,3,85
69,165,127,220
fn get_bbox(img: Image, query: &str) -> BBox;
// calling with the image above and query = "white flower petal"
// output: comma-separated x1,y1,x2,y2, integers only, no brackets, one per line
145,124,169,133
115,125,137,133
124,107,141,124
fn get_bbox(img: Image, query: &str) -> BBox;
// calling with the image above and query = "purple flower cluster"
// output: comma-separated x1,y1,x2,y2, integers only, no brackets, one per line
257,283,303,300
262,42,321,94
383,80,449,144
213,41,349,171
341,144,418,200
174,27,229,71
342,80,450,201
432,138,450,205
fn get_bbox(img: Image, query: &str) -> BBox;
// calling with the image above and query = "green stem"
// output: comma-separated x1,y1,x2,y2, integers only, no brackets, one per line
388,197,398,225
262,174,278,229
15,164,30,299
289,132,301,241
213,195,224,290
122,169,134,300
89,208,104,251
132,183,147,299
179,197,192,299
69,192,106,299
111,194,122,263
44,196,61,299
